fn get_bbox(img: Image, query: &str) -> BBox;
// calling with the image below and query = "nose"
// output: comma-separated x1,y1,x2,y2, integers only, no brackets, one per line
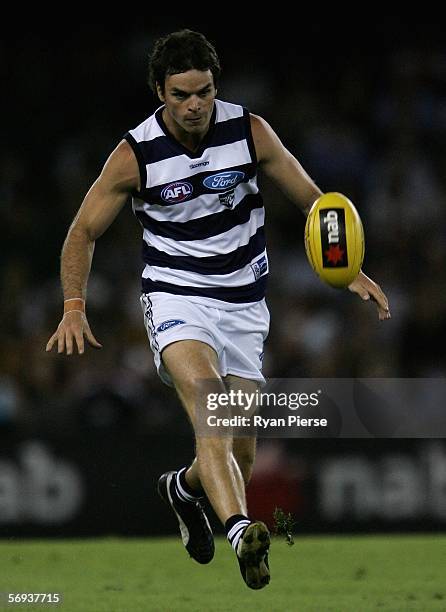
188,95,201,112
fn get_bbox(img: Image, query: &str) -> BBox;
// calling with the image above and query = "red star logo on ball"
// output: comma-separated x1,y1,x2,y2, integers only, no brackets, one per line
325,244,345,264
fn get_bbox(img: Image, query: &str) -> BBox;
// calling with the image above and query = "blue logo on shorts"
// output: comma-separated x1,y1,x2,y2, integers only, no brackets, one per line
251,255,268,280
156,319,186,333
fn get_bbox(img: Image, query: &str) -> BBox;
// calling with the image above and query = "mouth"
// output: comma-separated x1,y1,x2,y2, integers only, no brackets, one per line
185,116,202,124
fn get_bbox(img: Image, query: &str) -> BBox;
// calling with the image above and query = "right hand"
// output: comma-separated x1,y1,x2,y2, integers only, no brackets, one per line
46,311,102,355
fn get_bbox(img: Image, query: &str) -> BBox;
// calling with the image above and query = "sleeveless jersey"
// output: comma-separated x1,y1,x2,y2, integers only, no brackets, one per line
124,99,268,309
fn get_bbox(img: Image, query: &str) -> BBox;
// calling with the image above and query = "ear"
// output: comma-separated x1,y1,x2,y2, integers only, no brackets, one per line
156,82,165,102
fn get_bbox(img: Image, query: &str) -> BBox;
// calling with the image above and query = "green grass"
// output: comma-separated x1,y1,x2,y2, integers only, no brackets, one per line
1,535,446,611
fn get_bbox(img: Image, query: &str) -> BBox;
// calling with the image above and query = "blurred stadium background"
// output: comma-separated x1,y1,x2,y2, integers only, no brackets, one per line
1,19,446,544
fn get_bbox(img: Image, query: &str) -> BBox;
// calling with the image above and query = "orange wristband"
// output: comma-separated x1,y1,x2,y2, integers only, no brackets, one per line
64,298,85,314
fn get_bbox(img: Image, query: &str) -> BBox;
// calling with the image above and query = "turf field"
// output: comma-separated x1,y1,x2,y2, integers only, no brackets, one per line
1,535,445,611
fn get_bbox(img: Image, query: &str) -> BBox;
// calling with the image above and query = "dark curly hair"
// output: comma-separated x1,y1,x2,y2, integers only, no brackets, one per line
148,29,221,94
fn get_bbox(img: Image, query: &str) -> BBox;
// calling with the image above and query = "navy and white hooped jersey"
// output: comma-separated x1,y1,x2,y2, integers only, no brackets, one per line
124,99,268,309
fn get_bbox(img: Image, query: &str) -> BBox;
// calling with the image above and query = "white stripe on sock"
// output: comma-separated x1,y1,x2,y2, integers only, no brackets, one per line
228,519,251,552
227,520,250,542
231,528,248,553
175,468,200,503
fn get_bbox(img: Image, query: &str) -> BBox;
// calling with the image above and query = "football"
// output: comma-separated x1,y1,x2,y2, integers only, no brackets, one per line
304,192,365,288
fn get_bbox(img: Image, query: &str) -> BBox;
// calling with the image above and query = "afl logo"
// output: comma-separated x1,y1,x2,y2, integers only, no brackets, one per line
161,181,193,204
203,171,245,190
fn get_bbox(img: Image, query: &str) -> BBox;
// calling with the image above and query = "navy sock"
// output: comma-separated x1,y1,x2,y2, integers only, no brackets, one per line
174,467,203,503
225,514,251,552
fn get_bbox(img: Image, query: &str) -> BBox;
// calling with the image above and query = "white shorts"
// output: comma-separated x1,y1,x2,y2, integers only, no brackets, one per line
140,292,270,386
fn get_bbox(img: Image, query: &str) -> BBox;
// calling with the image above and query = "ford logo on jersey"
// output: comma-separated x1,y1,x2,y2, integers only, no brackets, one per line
203,171,245,190
161,182,193,204
156,319,186,333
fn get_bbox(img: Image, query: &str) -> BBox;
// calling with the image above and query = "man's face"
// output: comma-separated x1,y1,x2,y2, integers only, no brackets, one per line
157,69,216,136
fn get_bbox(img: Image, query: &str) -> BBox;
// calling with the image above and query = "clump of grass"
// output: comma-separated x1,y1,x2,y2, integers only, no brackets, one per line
273,507,296,546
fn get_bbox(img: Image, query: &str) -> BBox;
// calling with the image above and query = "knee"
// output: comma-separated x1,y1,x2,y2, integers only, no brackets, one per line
175,376,227,427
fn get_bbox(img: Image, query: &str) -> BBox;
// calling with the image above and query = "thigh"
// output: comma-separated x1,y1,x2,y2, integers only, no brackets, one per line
140,293,222,387
224,374,261,415
162,339,225,426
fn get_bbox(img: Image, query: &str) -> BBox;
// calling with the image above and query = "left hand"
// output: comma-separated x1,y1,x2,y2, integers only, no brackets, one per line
348,270,391,321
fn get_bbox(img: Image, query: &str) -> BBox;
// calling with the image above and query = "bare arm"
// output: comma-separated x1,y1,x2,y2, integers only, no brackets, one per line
250,113,322,215
251,114,390,320
46,139,140,354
